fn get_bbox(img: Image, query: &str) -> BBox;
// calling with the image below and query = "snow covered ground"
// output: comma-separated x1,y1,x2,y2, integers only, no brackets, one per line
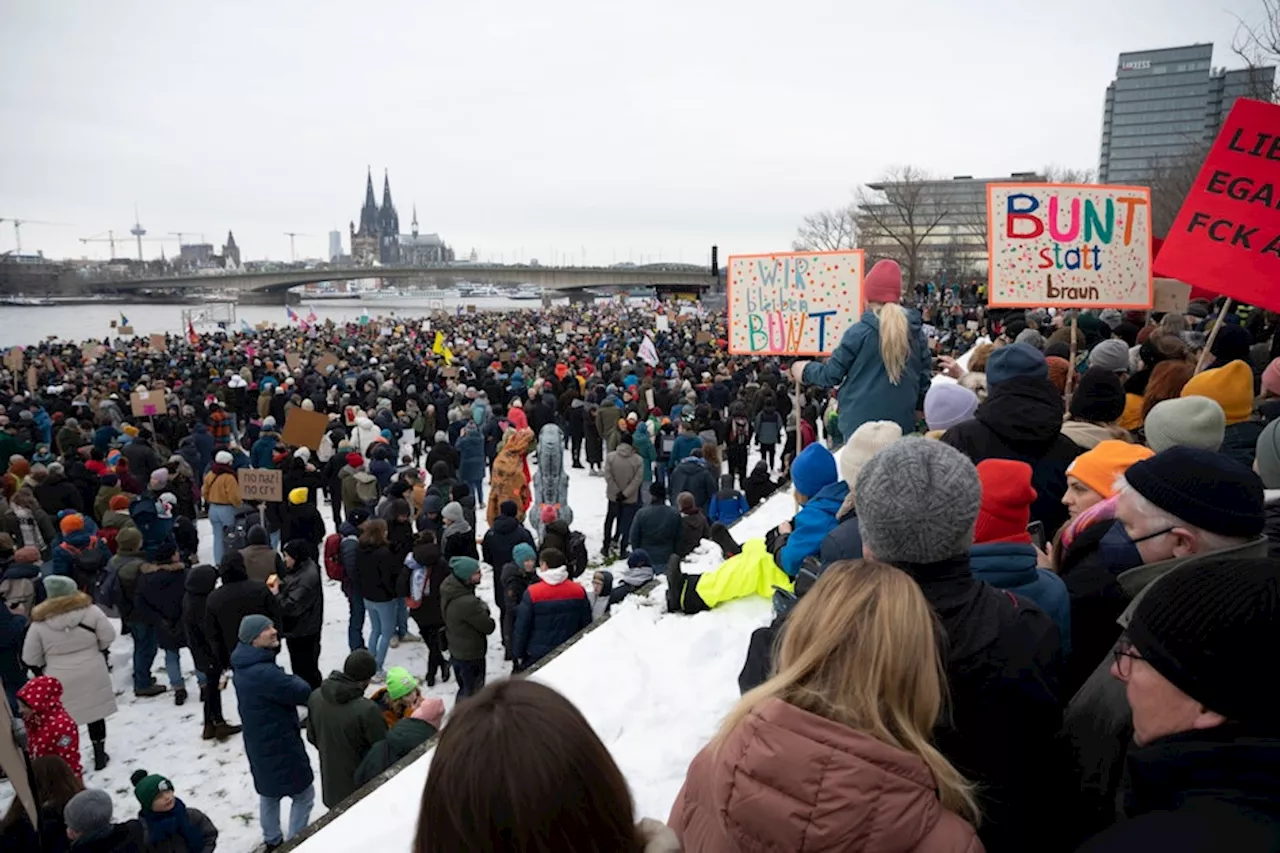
2,446,794,852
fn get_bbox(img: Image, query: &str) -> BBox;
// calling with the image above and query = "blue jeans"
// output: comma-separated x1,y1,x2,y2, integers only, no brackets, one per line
468,479,484,504
365,599,398,670
131,622,158,691
208,503,238,566
260,784,315,846
346,588,366,651
162,649,206,688
395,597,409,640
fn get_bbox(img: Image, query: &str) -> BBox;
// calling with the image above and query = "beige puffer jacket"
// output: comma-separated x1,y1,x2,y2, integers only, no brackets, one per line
21,592,118,725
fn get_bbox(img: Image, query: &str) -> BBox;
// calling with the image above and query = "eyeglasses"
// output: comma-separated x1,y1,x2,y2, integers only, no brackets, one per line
1113,639,1143,680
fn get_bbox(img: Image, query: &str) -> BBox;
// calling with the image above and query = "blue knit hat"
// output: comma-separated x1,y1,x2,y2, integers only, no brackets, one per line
512,543,537,567
237,614,272,644
790,443,837,498
986,343,1048,386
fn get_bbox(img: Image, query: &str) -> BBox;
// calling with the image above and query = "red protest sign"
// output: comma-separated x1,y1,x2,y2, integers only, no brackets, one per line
1155,98,1280,311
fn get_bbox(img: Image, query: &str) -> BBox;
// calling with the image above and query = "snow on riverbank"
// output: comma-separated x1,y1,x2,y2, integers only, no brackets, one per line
3,447,793,852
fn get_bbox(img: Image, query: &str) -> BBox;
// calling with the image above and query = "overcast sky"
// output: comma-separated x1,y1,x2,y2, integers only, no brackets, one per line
0,0,1266,264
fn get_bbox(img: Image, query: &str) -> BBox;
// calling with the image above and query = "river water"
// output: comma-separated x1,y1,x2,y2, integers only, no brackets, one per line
0,295,575,347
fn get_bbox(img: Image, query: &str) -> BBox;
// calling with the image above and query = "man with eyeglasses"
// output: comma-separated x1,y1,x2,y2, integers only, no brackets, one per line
1075,557,1280,851
1062,445,1268,845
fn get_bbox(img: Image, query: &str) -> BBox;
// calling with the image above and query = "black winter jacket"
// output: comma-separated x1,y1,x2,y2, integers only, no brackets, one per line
133,561,189,650
627,504,682,567
182,565,219,672
818,505,863,568
277,558,323,638
539,519,571,557
940,376,1083,534
205,576,281,671
410,541,450,630
668,458,717,510
355,542,400,603
482,514,536,571
1076,728,1280,853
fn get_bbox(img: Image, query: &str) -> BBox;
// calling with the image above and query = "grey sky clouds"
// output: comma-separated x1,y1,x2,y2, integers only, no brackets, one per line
0,0,1265,264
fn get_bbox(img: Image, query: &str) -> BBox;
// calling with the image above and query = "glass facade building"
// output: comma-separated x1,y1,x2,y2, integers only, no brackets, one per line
1099,44,1275,184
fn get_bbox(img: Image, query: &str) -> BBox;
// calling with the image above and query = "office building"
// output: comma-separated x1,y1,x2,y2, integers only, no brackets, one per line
328,230,342,261
1098,44,1275,184
857,172,1045,281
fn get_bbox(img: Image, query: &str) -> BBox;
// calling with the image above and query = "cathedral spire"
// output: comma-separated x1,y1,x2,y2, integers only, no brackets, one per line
411,203,418,237
358,166,379,236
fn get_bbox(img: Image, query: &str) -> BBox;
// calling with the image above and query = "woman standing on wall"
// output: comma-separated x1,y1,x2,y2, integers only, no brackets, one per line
791,260,932,438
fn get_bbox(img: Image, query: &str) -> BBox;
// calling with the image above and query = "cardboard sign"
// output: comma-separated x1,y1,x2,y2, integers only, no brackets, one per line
987,183,1153,309
3,348,22,373
149,334,166,351
130,389,161,417
562,321,573,332
498,323,510,337
1153,278,1193,314
465,304,476,314
109,319,117,329
966,320,979,331
1155,98,1280,310
655,314,670,332
645,389,655,410
476,339,489,351
313,353,339,374
727,249,865,355
239,468,283,503
25,366,37,391
696,331,713,344
499,351,513,362
118,325,134,336
285,353,301,371
281,408,329,451
440,366,459,378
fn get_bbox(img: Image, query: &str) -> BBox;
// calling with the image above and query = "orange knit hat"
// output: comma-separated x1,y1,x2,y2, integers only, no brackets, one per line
59,513,85,535
1180,360,1253,425
1066,439,1155,499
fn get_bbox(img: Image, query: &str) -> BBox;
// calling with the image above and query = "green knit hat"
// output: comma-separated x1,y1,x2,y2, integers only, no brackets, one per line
385,666,418,701
130,769,173,813
449,556,480,581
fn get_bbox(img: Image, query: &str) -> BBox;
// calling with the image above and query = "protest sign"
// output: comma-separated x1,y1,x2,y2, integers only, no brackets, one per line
727,249,864,355
696,331,713,344
655,314,670,332
118,325,134,336
1153,278,1193,314
987,183,1153,309
285,353,302,371
239,469,283,503
465,304,476,314
130,389,161,417
562,321,573,332
149,334,167,351
26,367,37,391
1155,98,1280,311
441,366,459,378
3,348,22,373
109,320,117,329
314,353,339,373
476,339,489,351
281,408,328,450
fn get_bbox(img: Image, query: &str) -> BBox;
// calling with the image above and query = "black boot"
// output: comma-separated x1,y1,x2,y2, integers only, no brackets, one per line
666,554,685,614
92,739,109,771
199,683,209,703
212,720,243,739
710,522,741,558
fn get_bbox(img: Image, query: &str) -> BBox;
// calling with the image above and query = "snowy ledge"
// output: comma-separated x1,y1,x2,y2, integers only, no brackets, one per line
284,485,797,853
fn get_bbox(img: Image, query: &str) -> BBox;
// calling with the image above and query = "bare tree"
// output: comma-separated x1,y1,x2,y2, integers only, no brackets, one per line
1148,142,1211,237
791,205,858,252
854,165,950,291
1041,164,1096,184
1233,0,1280,101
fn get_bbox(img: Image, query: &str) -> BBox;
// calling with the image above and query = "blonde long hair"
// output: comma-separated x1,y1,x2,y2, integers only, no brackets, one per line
873,302,910,385
715,560,980,824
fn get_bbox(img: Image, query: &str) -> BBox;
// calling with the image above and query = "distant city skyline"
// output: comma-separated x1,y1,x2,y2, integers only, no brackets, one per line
0,0,1270,264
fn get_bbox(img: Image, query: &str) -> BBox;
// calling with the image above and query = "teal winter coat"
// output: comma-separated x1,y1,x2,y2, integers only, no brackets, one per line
802,308,931,438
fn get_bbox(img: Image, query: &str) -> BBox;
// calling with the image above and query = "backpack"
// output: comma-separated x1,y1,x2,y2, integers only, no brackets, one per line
0,575,38,618
729,417,750,445
323,533,345,582
63,539,109,596
355,476,380,505
221,509,256,555
95,558,125,617
566,530,589,580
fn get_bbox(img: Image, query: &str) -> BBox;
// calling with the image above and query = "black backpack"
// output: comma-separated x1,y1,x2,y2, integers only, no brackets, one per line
95,557,126,616
65,540,110,597
566,531,589,580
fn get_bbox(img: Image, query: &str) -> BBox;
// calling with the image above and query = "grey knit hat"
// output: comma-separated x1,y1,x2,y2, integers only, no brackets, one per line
856,438,981,564
442,501,464,522
1088,339,1131,374
1255,419,1280,489
1014,328,1045,350
1143,397,1225,454
64,789,114,834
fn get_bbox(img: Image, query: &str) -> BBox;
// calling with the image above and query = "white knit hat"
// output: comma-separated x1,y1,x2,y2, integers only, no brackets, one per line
838,421,903,487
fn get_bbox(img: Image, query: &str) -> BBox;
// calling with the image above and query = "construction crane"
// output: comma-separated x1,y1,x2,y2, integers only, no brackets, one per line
79,230,172,259
284,231,308,262
0,217,69,254
169,231,196,246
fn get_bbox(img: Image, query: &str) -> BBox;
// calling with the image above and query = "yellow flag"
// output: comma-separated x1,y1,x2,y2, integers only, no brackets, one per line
432,331,444,355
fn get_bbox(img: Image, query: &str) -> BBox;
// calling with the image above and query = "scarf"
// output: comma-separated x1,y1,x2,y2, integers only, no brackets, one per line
444,517,472,538
14,507,45,553
209,463,237,478
142,798,204,853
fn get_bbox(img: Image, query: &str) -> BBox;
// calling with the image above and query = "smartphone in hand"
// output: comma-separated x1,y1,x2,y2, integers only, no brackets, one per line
1026,521,1046,551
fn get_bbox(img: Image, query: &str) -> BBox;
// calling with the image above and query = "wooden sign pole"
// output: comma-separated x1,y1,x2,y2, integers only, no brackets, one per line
1195,298,1233,374
1064,307,1079,409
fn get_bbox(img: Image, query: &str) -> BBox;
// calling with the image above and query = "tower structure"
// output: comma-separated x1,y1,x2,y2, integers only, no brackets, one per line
349,167,401,264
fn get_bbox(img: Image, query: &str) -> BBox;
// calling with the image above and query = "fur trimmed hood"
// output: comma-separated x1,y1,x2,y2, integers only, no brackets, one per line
30,590,94,622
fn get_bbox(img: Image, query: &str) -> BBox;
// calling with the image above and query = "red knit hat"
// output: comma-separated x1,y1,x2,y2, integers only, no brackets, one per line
863,259,903,305
974,459,1037,544
346,452,364,468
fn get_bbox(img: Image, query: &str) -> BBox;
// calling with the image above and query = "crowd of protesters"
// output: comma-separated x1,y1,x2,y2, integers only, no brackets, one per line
3,267,1280,852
